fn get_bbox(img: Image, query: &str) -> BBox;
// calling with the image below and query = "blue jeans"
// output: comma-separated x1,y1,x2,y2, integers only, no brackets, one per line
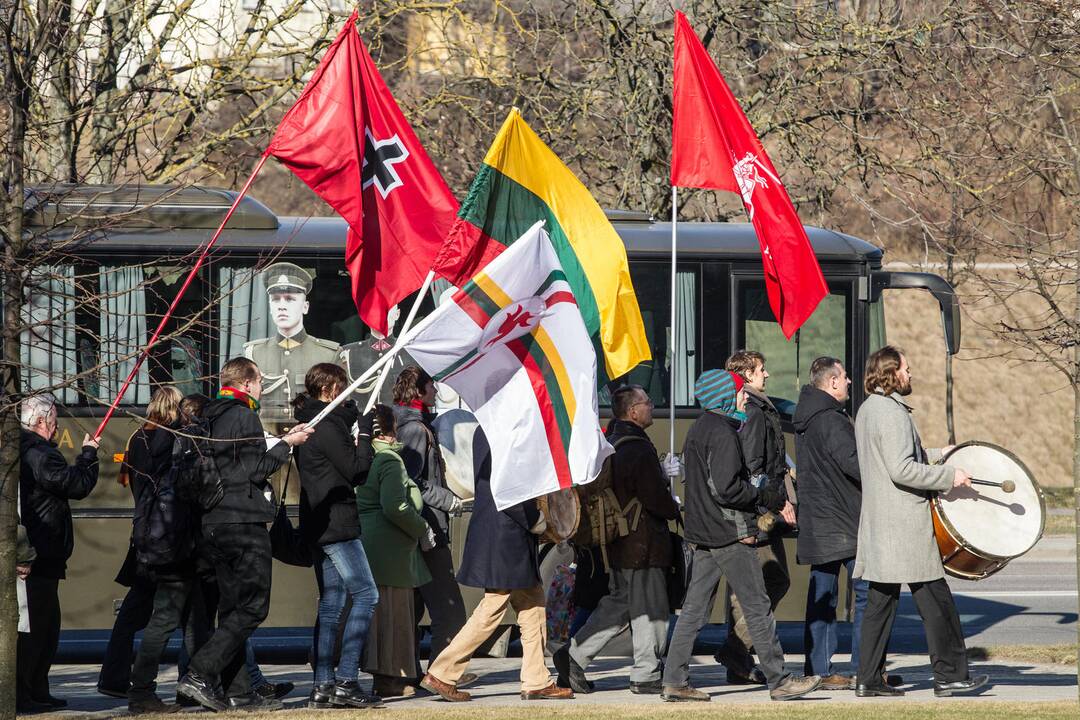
313,539,379,684
804,557,867,676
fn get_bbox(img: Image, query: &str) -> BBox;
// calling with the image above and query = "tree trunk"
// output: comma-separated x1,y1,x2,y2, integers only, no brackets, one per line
1074,246,1080,703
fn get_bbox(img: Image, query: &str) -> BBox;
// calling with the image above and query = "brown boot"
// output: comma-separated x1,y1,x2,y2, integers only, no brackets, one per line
521,683,574,700
820,674,855,690
420,674,471,702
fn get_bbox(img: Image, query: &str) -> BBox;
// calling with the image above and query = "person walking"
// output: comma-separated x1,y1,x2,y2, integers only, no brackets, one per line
176,358,311,712
292,363,382,709
661,370,819,703
17,393,99,713
554,384,680,695
421,426,572,703
853,346,988,698
358,404,433,698
793,357,868,690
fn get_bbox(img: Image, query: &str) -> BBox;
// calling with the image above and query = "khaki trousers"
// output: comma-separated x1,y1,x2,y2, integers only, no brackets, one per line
427,584,551,692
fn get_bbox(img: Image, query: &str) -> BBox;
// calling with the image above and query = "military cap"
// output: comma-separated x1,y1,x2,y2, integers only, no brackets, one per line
263,262,312,295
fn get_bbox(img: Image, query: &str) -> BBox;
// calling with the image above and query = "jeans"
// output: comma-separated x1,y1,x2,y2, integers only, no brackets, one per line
313,539,379,684
804,557,867,676
189,523,272,698
664,543,789,690
98,576,156,692
726,535,790,664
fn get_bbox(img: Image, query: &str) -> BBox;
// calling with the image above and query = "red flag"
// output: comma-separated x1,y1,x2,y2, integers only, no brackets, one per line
671,11,826,338
265,12,457,335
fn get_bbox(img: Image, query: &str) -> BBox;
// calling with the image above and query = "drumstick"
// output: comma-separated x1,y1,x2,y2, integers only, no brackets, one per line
971,478,1016,493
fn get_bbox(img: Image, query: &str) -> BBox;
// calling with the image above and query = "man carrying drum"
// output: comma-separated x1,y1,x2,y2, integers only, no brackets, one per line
553,385,681,695
852,345,989,698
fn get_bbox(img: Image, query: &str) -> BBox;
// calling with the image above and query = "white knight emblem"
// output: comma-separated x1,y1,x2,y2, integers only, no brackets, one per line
732,152,781,221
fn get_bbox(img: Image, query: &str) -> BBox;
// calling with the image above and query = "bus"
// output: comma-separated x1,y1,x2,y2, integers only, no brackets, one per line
18,184,959,658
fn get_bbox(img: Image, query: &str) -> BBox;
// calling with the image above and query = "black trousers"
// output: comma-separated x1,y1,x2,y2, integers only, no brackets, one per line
189,523,272,698
17,576,61,702
129,576,212,699
857,578,968,685
98,575,157,692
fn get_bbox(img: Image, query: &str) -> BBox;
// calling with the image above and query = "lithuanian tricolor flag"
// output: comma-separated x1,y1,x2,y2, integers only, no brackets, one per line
433,109,650,380
406,222,613,510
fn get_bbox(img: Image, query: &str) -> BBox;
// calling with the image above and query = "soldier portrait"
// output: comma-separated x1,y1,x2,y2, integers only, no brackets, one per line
243,262,343,425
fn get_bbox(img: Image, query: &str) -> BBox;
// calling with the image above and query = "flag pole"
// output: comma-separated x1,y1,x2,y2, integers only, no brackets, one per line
361,268,437,414
93,153,271,440
669,185,678,459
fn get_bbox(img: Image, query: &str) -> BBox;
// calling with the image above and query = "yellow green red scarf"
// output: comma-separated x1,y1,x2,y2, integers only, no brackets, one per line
217,386,260,411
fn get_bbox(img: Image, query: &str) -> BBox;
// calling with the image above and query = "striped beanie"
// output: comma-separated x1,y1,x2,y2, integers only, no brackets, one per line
695,369,744,415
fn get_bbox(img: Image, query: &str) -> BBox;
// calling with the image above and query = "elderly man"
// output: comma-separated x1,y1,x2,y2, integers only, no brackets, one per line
792,357,867,689
18,393,100,712
554,384,680,695
853,345,988,698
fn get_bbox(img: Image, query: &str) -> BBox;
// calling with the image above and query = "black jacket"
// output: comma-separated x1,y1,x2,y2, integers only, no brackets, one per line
394,405,459,547
126,424,195,569
741,387,788,483
19,431,99,578
793,384,862,565
200,398,291,525
293,396,373,546
682,412,782,548
605,420,680,569
457,430,541,590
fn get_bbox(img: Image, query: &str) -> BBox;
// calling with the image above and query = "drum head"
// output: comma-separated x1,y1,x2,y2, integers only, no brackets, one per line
435,409,478,500
939,442,1045,559
538,488,580,543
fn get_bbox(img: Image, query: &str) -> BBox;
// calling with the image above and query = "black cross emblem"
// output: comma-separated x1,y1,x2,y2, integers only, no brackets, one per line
362,129,409,198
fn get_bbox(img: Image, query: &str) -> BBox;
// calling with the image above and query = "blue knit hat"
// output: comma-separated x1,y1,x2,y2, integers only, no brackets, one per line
695,369,744,416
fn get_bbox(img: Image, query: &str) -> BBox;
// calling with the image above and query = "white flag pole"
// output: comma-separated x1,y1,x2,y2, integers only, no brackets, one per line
669,185,679,459
362,268,437,413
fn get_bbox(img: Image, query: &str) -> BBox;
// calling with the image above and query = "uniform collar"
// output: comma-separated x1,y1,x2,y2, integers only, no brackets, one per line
276,328,308,349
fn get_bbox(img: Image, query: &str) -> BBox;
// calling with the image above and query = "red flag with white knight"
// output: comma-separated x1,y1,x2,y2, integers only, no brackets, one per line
265,11,458,335
671,10,826,338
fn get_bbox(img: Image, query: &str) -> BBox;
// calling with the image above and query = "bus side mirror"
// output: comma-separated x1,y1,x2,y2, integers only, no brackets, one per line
870,271,962,355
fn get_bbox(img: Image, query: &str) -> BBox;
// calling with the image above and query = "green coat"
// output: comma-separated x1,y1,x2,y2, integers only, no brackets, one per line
357,441,431,588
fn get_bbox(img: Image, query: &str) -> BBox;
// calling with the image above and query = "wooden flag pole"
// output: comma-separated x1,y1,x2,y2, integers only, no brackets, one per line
669,185,679,459
93,154,270,440
361,268,437,414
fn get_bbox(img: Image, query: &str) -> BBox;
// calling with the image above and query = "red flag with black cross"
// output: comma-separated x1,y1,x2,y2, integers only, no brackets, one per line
671,10,827,338
265,11,458,336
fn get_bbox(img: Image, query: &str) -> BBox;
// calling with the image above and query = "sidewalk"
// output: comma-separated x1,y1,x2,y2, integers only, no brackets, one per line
36,653,1077,715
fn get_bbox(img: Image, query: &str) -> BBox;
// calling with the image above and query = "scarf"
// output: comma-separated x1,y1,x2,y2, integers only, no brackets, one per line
399,399,427,411
217,386,260,411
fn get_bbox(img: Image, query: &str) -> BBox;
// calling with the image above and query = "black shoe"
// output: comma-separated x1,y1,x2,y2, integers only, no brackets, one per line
331,681,383,708
629,680,663,695
714,643,754,674
855,682,904,697
309,683,338,710
884,673,904,687
15,698,51,714
97,684,130,700
175,693,200,708
227,692,284,712
129,696,183,715
934,674,989,697
725,667,767,685
33,695,67,709
177,671,228,712
551,645,593,694
255,681,295,700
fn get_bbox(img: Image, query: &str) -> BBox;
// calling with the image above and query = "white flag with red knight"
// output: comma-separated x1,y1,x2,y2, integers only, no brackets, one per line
402,221,612,510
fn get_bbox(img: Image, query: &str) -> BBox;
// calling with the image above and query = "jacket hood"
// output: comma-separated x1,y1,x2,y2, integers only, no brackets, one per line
793,385,843,432
292,394,359,425
203,396,246,423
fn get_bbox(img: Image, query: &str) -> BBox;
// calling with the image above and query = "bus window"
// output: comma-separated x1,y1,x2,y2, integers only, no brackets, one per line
869,293,887,352
21,266,78,403
609,262,699,409
738,281,850,415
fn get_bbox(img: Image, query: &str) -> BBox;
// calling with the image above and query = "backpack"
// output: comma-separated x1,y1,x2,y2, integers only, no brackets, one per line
570,435,648,566
131,435,195,567
171,417,225,512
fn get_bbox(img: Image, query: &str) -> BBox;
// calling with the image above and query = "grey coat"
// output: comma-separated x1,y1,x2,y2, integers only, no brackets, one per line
853,392,953,584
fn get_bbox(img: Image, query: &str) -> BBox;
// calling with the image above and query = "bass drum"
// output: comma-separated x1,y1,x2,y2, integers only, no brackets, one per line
934,441,1045,580
433,409,478,500
537,488,581,545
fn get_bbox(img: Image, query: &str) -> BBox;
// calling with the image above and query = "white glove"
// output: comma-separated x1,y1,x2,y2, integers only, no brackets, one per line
661,453,682,479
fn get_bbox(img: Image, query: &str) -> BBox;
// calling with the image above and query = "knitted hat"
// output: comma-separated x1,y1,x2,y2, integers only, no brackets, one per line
695,369,744,415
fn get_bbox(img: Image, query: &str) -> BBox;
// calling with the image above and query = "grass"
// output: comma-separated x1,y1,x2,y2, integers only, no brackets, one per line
59,703,1080,720
1043,488,1074,510
969,644,1078,666
1045,512,1076,536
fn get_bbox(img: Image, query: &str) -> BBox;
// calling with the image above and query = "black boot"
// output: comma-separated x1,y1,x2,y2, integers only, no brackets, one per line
308,683,338,710
332,680,383,708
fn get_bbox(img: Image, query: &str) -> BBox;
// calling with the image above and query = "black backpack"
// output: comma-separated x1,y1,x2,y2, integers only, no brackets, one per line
171,417,225,512
131,433,196,567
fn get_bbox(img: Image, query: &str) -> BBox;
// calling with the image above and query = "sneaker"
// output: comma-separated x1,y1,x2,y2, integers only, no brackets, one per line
129,696,182,715
176,671,228,713
770,675,821,701
419,673,470,702
661,684,710,702
331,681,383,708
820,673,855,690
226,692,285,712
254,681,295,700
520,683,574,700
